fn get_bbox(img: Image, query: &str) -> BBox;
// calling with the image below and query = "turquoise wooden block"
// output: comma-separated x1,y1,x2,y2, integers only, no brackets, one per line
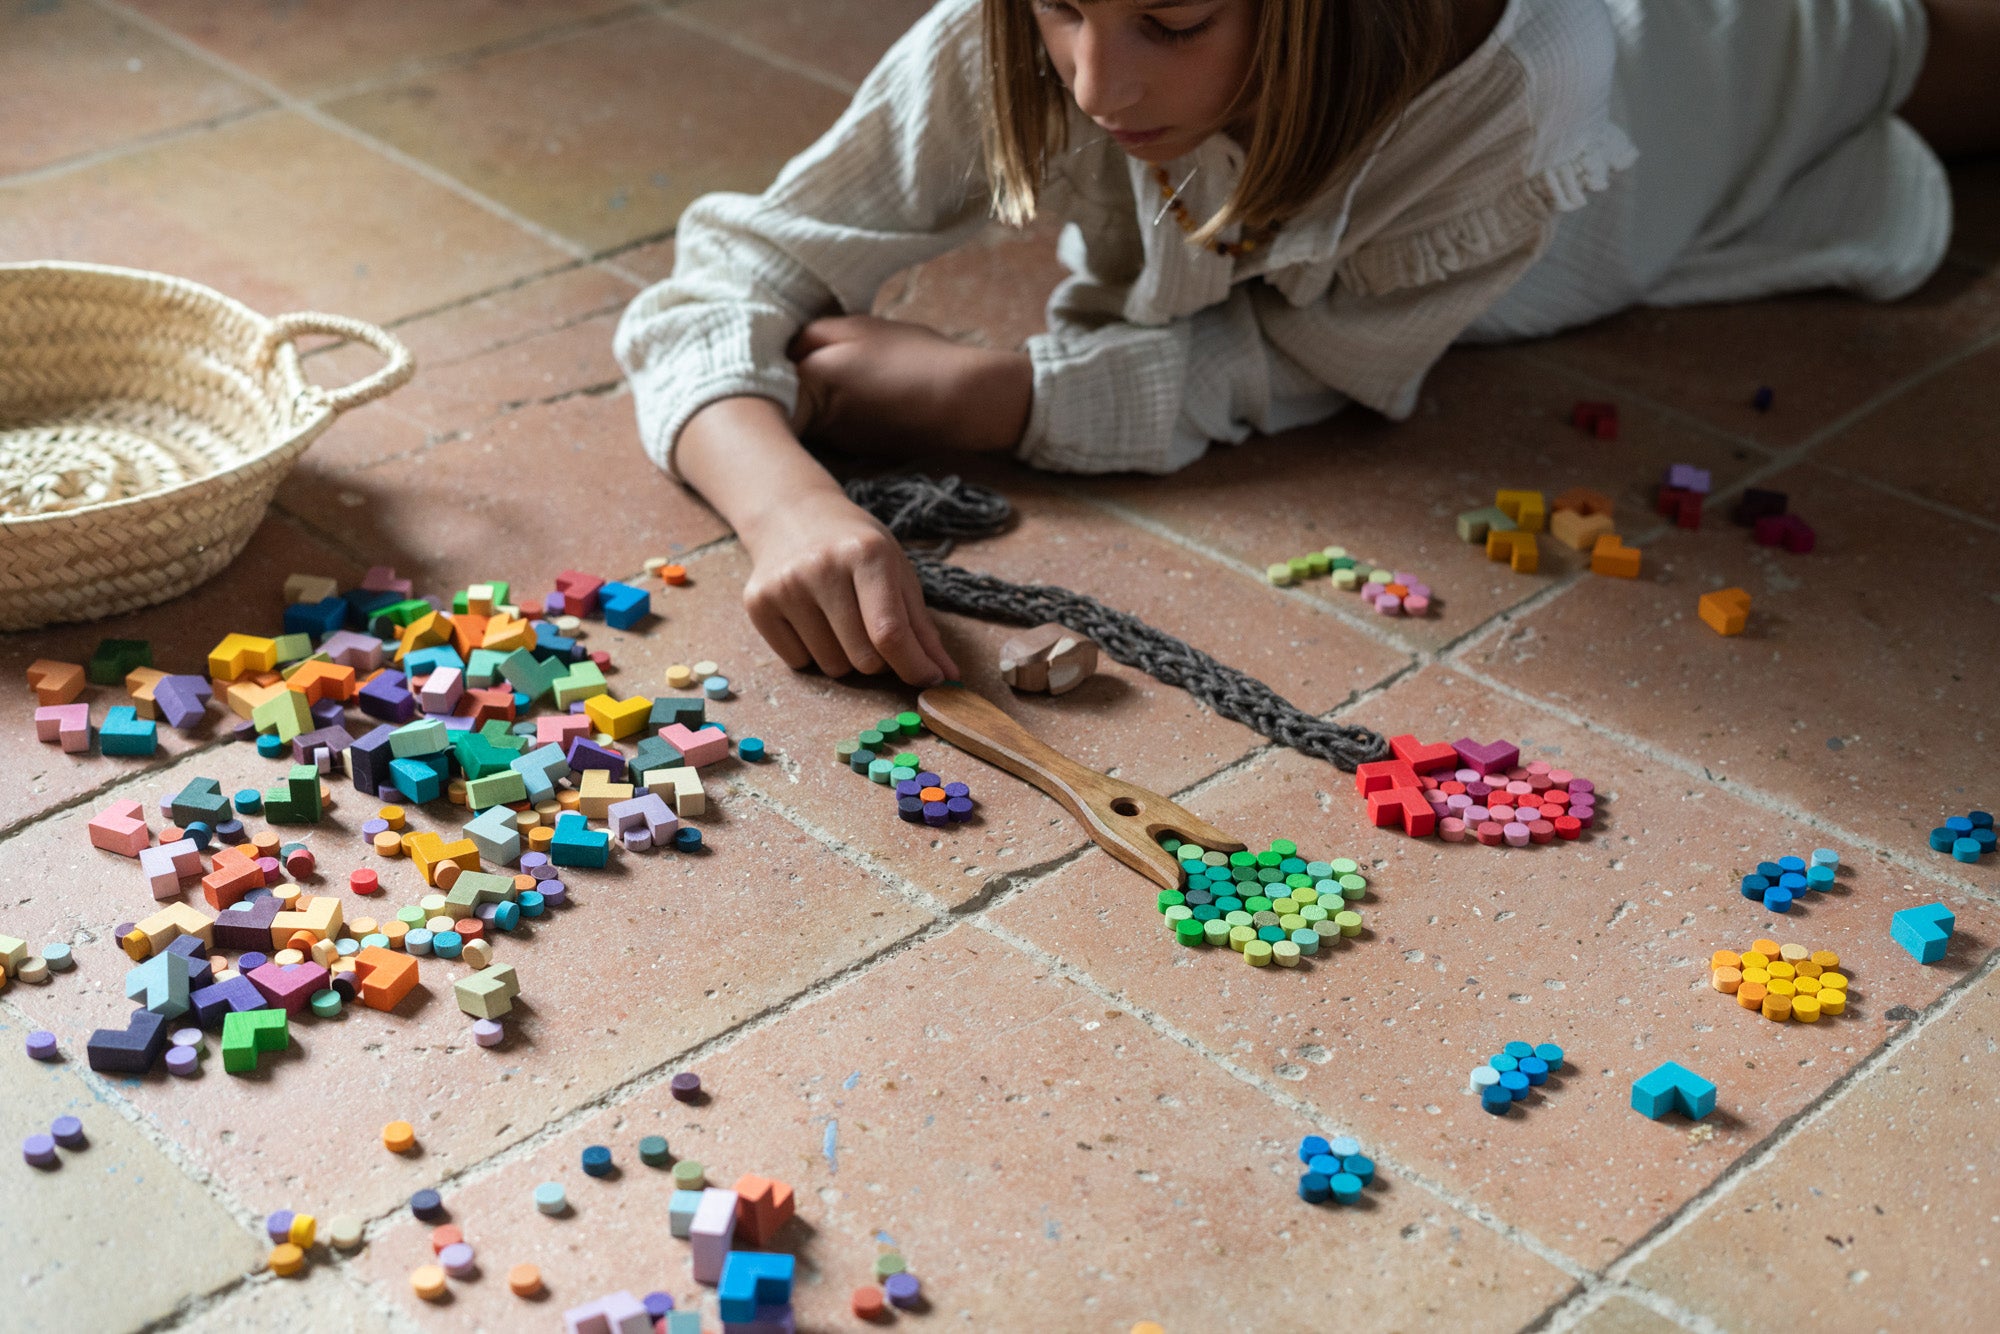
1631,1060,1714,1121
549,812,608,869
1890,902,1954,964
100,705,160,756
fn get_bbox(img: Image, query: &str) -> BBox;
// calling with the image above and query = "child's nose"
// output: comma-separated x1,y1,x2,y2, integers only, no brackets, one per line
1069,28,1145,121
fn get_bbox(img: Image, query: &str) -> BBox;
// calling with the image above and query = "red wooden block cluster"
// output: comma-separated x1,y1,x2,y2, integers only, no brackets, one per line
1358,735,1602,847
1571,401,1619,440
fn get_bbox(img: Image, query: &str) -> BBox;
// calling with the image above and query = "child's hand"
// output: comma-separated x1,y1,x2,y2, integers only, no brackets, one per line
738,486,960,687
789,315,1032,457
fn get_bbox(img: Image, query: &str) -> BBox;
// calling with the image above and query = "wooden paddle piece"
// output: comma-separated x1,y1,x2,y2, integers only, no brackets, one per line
917,685,1246,889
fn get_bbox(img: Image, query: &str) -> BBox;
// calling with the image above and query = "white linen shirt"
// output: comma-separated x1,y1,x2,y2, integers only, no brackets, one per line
616,0,1636,476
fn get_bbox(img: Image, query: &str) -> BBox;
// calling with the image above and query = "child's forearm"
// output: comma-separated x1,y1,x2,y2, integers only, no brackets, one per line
676,396,846,550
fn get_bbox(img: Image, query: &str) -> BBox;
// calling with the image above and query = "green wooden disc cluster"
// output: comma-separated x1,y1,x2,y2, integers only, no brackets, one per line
1265,545,1388,589
1157,837,1368,967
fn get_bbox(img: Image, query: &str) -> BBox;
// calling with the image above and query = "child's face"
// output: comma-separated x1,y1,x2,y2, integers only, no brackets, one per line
1031,0,1257,165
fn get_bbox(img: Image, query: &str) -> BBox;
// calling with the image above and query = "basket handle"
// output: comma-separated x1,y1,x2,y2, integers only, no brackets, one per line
258,312,416,414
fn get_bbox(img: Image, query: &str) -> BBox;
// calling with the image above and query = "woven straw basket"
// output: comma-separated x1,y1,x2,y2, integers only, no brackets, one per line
0,261,414,631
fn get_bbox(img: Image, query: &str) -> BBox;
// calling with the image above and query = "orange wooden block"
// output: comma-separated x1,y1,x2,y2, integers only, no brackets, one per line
202,858,266,910
1590,533,1641,578
287,660,358,703
1551,487,1614,517
124,666,168,718
449,614,490,658
26,659,87,706
354,946,419,1011
731,1174,797,1246
1550,508,1616,552
1697,587,1751,636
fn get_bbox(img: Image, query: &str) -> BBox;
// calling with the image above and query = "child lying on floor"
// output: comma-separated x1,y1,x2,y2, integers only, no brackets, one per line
617,0,1996,686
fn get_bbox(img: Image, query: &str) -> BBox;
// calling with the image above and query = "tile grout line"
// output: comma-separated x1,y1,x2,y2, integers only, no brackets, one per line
87,0,605,269
1531,934,2000,1332
0,103,280,193
297,3,653,108
1808,457,2000,537
967,917,1598,1287
642,3,862,99
0,984,425,1334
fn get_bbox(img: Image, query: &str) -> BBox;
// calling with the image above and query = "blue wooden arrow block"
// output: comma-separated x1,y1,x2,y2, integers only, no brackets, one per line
1890,902,1954,964
1631,1060,1715,1121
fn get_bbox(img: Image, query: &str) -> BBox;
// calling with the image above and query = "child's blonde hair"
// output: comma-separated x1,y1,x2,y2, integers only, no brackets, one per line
982,0,1457,245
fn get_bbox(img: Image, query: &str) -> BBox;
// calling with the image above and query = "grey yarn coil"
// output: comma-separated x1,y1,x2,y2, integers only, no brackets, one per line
845,474,1390,772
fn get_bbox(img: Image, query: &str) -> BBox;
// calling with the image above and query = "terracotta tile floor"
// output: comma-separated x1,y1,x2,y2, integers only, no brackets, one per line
2,5,1997,1332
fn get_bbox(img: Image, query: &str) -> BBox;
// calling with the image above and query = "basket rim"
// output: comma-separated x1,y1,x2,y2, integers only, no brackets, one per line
0,260,333,530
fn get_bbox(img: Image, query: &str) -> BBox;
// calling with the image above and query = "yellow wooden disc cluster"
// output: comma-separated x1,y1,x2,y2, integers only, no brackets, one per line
1708,938,1847,1022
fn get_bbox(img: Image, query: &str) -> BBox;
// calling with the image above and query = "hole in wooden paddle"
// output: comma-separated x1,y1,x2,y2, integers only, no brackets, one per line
1110,797,1140,817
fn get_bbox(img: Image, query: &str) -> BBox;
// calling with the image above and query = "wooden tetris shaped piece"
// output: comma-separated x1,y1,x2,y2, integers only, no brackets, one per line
1697,588,1751,636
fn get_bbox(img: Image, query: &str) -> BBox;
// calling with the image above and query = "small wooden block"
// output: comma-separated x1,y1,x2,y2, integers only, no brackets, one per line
1697,587,1751,636
35,702,91,752
1550,508,1617,552
26,659,86,706
1494,489,1546,533
660,722,728,767
1456,506,1515,544
207,633,278,683
1590,534,1642,578
88,798,150,857
584,694,652,740
998,623,1100,696
1551,487,1614,518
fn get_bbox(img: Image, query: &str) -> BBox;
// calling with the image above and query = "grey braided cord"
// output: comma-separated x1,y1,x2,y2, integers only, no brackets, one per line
844,474,1390,772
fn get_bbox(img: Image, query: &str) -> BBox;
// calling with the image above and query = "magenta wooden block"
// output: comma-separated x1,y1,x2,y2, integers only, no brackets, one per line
361,565,412,596
247,961,331,1015
1451,738,1519,775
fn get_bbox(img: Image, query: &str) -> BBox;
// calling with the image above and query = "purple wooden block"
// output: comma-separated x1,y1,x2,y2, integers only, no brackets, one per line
293,725,355,765
248,961,330,1015
230,718,259,742
85,1008,169,1074
190,974,269,1029
212,897,283,952
319,630,385,671
726,1306,797,1334
153,675,212,730
1664,463,1712,495
564,738,627,780
349,723,398,796
164,934,215,989
1451,738,1520,775
358,670,416,723
308,699,346,729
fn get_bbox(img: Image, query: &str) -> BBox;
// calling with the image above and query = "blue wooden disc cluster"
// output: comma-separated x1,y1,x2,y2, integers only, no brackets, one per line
1296,1134,1374,1204
1929,811,1994,864
1738,848,1838,913
1474,1040,1565,1114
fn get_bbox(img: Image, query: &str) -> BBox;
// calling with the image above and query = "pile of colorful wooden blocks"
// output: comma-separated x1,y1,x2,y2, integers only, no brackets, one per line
1929,811,1993,864
837,715,977,825
1266,547,1434,616
1355,736,1601,846
1296,1134,1375,1204
1738,848,1838,913
1708,940,1848,1022
32,557,761,1076
1459,487,1643,579
1470,1040,1566,1115
1157,838,1367,966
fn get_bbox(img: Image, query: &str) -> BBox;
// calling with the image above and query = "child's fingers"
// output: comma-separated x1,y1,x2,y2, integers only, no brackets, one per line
745,595,813,673
759,586,854,678
854,560,946,686
903,578,959,682
813,575,890,678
